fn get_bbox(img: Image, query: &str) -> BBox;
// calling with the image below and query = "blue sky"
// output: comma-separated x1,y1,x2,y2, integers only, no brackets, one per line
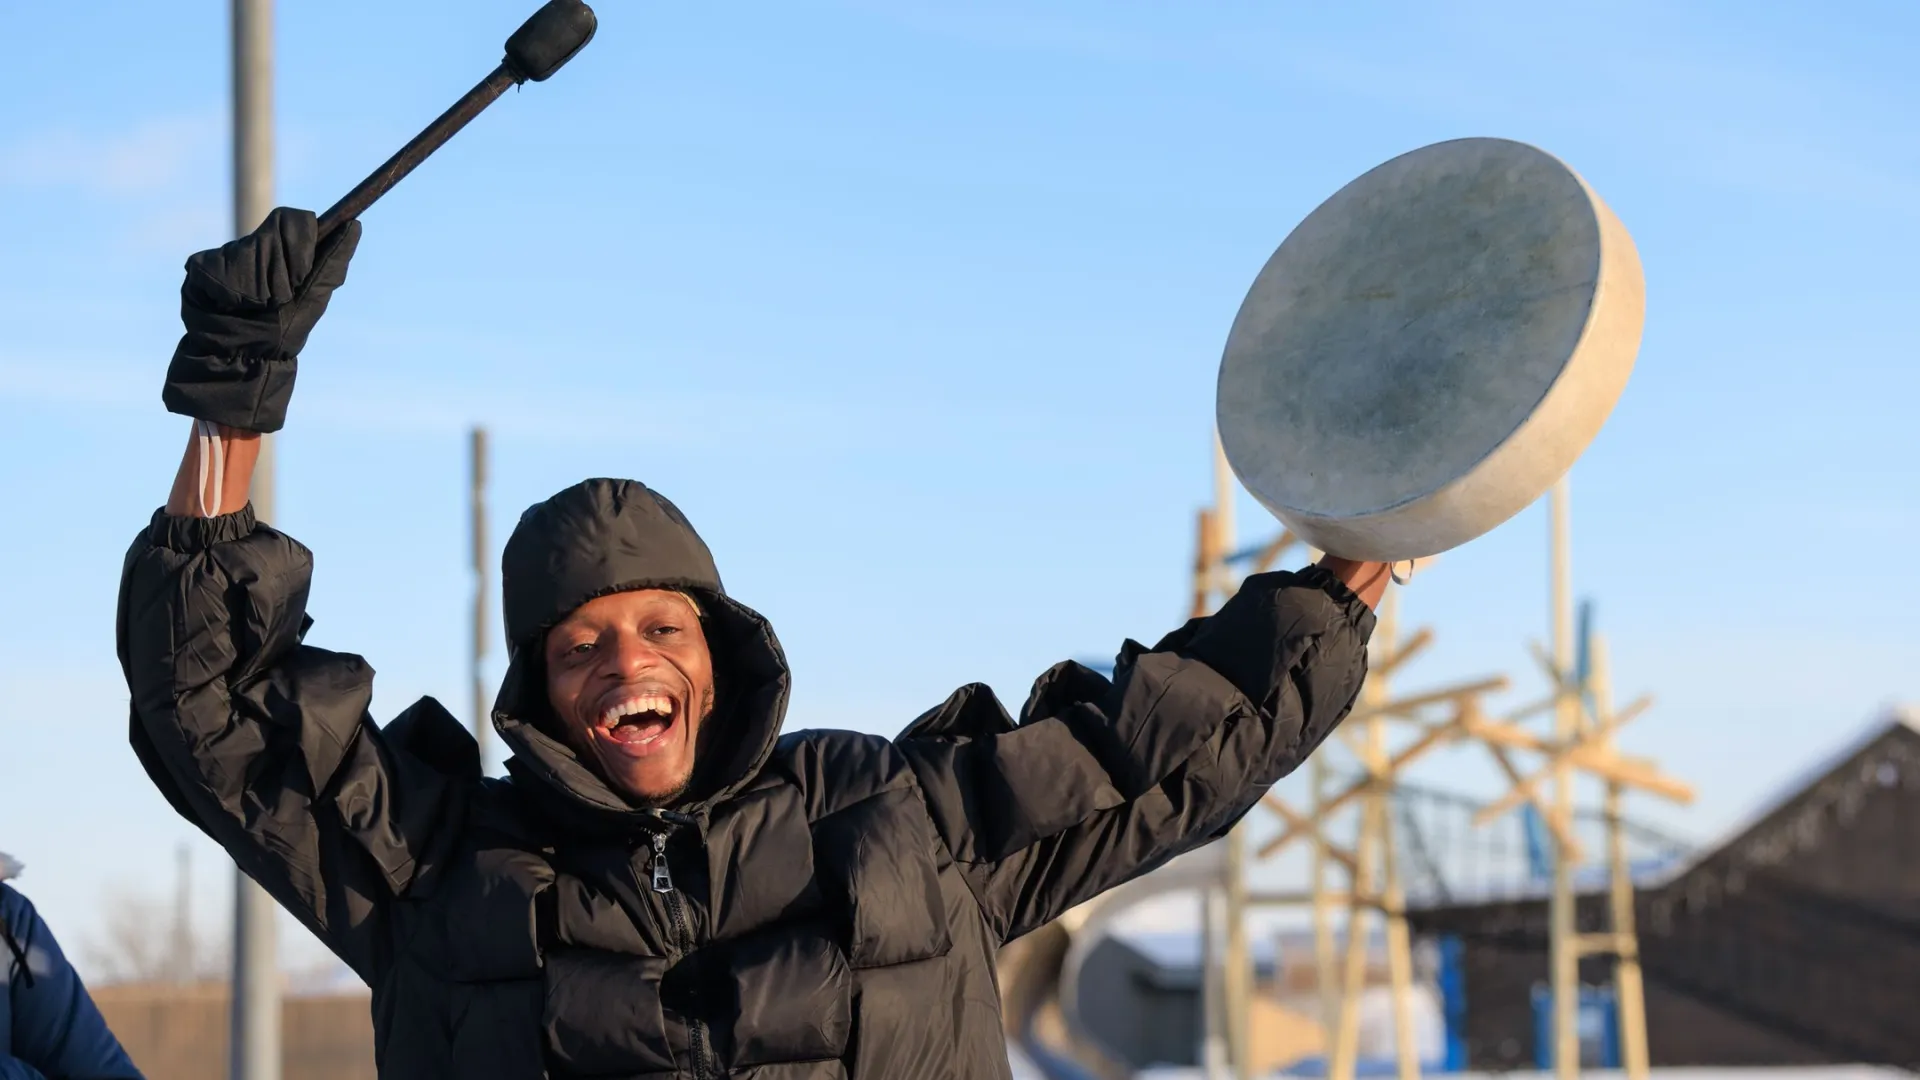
1,0,1915,974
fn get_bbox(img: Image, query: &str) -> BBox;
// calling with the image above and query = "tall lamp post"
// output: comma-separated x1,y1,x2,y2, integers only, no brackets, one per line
230,2,282,1077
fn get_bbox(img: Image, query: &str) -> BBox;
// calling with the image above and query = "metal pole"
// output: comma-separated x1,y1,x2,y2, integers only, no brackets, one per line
231,1,281,1077
1201,887,1229,1078
172,843,193,984
1549,475,1578,1079
471,426,491,764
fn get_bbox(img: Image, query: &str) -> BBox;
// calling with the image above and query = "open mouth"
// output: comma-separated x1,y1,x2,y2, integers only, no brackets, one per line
596,691,681,757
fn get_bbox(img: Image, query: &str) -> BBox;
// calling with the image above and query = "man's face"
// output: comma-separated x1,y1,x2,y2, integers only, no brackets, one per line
542,588,715,806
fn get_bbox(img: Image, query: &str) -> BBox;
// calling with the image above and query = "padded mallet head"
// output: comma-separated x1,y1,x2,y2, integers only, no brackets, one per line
504,0,599,83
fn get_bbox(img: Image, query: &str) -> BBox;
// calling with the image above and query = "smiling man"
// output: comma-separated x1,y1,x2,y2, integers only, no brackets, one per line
118,210,1386,1080
544,587,716,807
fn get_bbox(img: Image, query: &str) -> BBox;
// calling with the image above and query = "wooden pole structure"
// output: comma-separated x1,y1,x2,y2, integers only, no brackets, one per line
1204,447,1542,1080
1327,786,1376,1080
1311,752,1338,1056
1549,475,1580,1078
1191,506,1215,622
1201,885,1228,1079
1595,633,1651,1077
1240,475,1687,1080
1377,622,1422,1080
1212,432,1236,600
1258,615,1508,1079
1327,598,1384,1080
1190,499,1225,1080
1472,608,1693,1075
1213,434,1253,1080
1322,591,1426,1080
471,426,491,764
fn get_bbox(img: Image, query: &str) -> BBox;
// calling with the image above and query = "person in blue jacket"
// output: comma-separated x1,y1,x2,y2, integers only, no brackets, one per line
0,855,144,1080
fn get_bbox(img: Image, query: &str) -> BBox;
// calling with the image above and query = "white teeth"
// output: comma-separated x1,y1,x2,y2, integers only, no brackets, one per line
600,694,675,728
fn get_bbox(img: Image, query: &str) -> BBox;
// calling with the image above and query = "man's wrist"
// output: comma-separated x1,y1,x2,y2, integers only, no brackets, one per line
1315,554,1391,610
164,420,266,517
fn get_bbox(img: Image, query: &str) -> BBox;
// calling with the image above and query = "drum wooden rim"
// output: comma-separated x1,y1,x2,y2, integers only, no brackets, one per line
1216,137,1644,562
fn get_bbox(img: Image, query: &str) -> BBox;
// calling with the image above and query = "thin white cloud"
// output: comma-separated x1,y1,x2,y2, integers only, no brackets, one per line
830,0,1177,64
0,347,875,453
0,335,1121,464
0,112,222,197
0,352,152,410
128,201,230,253
0,111,230,255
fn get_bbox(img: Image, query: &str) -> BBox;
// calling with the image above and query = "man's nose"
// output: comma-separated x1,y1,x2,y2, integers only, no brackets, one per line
604,631,666,679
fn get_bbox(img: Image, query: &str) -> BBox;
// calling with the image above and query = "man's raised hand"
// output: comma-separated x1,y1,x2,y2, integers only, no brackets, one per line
162,207,360,434
160,209,360,518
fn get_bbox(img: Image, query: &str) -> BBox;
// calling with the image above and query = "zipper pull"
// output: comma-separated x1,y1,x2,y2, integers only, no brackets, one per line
650,832,674,894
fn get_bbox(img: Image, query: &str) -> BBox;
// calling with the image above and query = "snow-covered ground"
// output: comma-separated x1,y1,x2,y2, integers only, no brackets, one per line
1121,1060,1904,1068
1011,1040,1911,1080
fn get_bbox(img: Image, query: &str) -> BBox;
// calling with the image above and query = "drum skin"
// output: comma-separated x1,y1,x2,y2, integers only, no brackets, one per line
1216,137,1645,562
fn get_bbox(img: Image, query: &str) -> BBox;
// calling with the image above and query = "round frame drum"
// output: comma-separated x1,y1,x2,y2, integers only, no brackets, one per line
1216,137,1645,563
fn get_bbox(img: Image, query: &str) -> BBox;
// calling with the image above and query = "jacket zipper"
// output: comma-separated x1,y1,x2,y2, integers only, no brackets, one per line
650,826,715,1080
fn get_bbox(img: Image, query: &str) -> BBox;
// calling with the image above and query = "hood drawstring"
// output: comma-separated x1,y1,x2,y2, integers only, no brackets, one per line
2,916,33,989
1,854,33,988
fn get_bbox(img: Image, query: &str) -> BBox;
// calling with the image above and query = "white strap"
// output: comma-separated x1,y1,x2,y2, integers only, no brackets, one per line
194,419,226,518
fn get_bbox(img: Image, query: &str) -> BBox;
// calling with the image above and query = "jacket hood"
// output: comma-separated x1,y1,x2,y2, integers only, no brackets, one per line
490,478,791,831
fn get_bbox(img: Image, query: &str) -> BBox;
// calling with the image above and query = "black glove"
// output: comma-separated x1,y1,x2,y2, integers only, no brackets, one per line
161,207,362,433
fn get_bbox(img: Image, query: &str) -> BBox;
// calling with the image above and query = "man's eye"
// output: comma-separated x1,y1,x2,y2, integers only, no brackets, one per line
565,642,594,658
650,625,681,637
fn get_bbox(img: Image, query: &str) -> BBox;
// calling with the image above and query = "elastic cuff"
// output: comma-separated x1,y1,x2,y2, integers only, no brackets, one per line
145,502,259,552
1289,564,1373,628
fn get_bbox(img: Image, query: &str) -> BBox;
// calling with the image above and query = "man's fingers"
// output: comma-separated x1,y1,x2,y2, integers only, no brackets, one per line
181,207,330,310
306,218,362,296
266,206,320,285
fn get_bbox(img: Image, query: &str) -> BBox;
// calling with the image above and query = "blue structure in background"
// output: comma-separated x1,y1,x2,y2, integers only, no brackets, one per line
1530,984,1621,1069
1434,599,1622,1072
1284,1060,1444,1077
1524,600,1623,1070
1521,805,1554,883
1520,599,1597,887
1435,935,1469,1071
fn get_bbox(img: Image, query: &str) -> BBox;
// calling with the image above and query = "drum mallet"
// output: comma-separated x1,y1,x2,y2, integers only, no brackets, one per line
315,0,598,238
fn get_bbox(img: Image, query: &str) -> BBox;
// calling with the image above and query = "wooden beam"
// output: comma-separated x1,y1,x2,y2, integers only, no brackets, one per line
1190,509,1215,620
1497,691,1561,727
1260,795,1358,874
1475,741,1695,825
1482,741,1584,861
1338,726,1371,760
1259,711,1465,858
1370,628,1435,683
1347,676,1509,723
1249,530,1299,574
1247,890,1389,911
1527,639,1570,691
1609,694,1655,732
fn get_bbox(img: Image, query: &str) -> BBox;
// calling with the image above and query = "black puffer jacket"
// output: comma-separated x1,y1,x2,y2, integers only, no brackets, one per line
117,478,1374,1079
